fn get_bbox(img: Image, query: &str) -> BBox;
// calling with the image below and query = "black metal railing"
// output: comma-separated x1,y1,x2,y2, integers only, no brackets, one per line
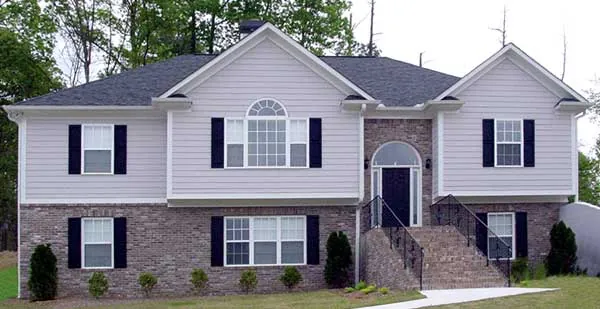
431,194,511,286
362,196,424,290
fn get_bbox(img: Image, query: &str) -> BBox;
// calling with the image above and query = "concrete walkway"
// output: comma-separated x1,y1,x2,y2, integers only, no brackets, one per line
361,287,558,309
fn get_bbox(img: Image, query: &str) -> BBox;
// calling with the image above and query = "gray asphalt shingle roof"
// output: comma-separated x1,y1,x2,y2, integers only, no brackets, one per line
16,54,459,107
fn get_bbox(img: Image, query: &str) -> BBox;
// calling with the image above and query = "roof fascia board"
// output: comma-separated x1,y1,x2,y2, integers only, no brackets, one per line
3,105,154,111
159,22,375,100
151,97,193,110
436,44,588,102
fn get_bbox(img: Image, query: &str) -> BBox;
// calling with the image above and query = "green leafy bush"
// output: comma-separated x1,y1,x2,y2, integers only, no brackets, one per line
344,287,355,293
533,263,547,280
279,266,302,290
138,272,158,298
27,244,57,301
190,268,208,292
354,281,367,290
378,287,389,295
88,272,109,299
239,269,258,294
324,231,353,288
511,258,529,283
360,285,377,294
546,221,578,275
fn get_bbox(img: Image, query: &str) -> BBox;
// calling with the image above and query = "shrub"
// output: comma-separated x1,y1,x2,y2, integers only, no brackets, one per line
360,285,377,294
239,269,258,294
344,287,355,293
138,272,158,298
354,281,367,290
532,263,547,280
280,266,302,290
511,258,529,283
378,287,389,295
27,244,57,301
190,268,208,292
546,221,578,275
88,272,109,299
324,231,353,288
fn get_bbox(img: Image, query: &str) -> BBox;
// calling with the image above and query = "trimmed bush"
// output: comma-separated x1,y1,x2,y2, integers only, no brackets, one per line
190,268,208,292
239,269,258,294
354,281,368,290
324,231,353,288
511,258,529,283
138,272,158,298
546,221,578,275
88,272,109,299
378,287,389,295
360,285,377,294
344,287,355,293
280,266,302,290
27,244,57,301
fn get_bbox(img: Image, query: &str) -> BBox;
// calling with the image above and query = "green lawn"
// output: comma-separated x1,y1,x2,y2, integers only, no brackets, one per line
0,266,17,301
430,276,600,309
0,290,423,309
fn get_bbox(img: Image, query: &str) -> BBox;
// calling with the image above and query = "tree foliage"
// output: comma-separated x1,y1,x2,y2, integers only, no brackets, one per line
324,231,352,288
578,150,600,205
28,244,58,301
546,221,578,276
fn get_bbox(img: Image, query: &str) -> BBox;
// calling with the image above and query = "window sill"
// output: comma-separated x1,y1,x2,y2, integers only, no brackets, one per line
222,166,310,170
493,165,524,168
81,172,115,175
224,263,306,267
81,266,114,270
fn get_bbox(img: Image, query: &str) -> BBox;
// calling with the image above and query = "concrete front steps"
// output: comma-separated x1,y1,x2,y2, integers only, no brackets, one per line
406,226,507,290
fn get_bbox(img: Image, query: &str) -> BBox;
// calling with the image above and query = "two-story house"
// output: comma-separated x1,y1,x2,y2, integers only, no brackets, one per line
3,22,589,298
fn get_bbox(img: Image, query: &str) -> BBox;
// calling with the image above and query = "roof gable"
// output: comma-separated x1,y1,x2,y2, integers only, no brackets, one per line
159,22,375,101
435,43,588,102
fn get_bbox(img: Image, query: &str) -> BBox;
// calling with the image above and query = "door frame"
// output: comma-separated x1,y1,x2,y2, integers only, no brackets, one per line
370,142,423,227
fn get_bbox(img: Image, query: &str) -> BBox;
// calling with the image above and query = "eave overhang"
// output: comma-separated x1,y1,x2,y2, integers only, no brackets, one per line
151,97,193,110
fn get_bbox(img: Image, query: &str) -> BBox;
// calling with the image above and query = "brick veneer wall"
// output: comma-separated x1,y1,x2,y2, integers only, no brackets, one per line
463,202,562,265
363,119,433,226
19,204,356,298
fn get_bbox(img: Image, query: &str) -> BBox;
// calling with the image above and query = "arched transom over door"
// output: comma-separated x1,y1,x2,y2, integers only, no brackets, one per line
371,142,422,227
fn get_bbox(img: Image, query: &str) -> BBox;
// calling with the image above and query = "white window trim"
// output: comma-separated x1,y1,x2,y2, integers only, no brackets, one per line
81,124,114,175
224,118,309,169
224,216,307,267
487,212,516,261
494,119,524,168
81,217,114,269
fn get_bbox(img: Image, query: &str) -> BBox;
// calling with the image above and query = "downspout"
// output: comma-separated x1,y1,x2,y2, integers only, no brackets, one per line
4,108,24,298
355,103,366,285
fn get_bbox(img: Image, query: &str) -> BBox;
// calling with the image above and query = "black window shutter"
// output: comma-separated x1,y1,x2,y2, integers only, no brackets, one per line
114,125,127,174
306,215,320,265
515,212,528,258
309,118,322,168
475,213,488,256
114,217,127,268
211,216,224,266
68,218,81,268
523,120,535,167
68,125,82,174
211,118,224,168
482,119,494,167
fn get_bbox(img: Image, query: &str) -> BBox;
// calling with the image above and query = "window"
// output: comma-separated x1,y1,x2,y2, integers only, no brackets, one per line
487,213,515,260
225,99,308,168
495,120,522,166
82,218,113,268
82,124,113,173
225,216,306,266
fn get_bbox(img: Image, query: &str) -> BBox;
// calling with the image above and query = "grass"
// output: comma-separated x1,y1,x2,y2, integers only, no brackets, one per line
0,251,17,301
0,289,423,309
430,276,600,309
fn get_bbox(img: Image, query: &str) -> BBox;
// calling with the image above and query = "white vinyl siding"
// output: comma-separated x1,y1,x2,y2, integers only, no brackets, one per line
440,58,574,194
225,216,306,266
171,39,360,196
25,114,167,202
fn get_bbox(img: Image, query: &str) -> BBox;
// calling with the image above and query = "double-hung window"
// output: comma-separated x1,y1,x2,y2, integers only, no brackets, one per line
487,213,515,260
82,218,114,268
224,99,308,168
82,124,113,174
495,120,522,167
225,216,306,266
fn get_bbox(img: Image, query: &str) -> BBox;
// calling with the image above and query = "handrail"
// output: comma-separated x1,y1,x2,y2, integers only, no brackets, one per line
361,196,424,290
431,194,512,287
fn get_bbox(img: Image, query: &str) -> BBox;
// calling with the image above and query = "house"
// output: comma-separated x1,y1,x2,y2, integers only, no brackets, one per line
3,21,590,298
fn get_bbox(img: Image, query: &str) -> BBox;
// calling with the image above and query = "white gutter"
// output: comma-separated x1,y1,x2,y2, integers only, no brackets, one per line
2,105,154,111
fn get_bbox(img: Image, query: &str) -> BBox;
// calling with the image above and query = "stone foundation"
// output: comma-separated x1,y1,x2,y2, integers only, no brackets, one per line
19,204,356,298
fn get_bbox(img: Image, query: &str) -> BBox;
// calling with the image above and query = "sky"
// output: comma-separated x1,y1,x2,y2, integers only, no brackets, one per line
350,0,600,154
